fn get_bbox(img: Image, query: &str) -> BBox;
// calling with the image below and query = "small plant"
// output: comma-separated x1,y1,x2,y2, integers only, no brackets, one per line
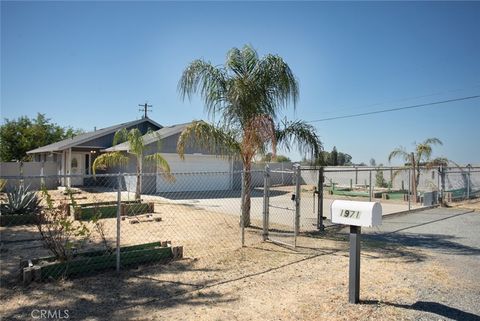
92,214,113,253
3,184,41,215
375,170,388,188
36,188,91,262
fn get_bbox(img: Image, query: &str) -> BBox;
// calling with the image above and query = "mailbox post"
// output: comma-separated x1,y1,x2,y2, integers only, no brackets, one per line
331,200,382,304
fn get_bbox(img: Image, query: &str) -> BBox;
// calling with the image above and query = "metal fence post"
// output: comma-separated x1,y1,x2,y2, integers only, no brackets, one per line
408,168,411,211
294,164,301,248
317,167,325,231
263,165,270,241
467,166,471,200
369,170,372,202
116,174,122,273
440,165,446,206
240,170,246,247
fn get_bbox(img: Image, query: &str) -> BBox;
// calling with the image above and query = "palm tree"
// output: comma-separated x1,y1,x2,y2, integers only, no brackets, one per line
388,138,444,200
92,128,171,200
177,45,322,226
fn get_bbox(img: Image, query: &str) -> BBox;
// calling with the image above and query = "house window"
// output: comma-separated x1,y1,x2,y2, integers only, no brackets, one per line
71,158,78,169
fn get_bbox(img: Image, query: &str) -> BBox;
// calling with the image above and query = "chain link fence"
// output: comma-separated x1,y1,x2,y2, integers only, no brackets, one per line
0,172,265,285
1,165,478,283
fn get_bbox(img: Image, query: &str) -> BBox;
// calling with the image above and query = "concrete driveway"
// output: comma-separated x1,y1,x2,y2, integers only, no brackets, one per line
154,188,424,231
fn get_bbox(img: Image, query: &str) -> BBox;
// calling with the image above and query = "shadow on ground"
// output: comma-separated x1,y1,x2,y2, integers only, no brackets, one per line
362,232,480,256
363,300,480,321
2,260,234,321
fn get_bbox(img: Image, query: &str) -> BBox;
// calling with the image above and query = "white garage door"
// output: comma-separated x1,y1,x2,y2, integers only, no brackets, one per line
156,154,232,193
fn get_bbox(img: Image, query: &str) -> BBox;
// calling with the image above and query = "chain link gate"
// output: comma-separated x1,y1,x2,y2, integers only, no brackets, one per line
262,164,301,248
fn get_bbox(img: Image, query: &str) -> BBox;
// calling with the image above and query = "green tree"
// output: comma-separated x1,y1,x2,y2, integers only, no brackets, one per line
177,45,321,226
337,152,352,166
92,128,172,200
0,113,83,161
388,138,444,199
260,152,291,163
330,146,338,166
375,163,387,188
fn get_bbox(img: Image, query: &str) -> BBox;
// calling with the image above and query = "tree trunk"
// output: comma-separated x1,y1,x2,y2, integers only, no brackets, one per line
241,162,252,227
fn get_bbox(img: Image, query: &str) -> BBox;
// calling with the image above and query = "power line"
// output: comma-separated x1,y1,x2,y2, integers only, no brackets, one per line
318,83,480,116
307,95,480,123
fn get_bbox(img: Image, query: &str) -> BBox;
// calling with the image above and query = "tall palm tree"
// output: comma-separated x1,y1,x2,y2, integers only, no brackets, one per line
177,45,322,226
92,128,171,200
388,138,444,200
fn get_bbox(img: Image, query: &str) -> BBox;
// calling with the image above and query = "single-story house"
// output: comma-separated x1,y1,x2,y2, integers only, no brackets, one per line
27,117,162,187
103,122,237,193
26,117,237,193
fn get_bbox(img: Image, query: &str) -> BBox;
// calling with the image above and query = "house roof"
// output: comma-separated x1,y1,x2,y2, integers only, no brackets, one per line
103,122,191,152
27,118,163,154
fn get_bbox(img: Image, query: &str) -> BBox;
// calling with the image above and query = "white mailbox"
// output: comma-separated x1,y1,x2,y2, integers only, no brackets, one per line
330,200,382,227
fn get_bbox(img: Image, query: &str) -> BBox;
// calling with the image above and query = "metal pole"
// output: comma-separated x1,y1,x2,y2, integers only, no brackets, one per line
467,166,471,200
317,167,324,231
240,170,246,247
116,174,122,273
440,165,445,206
262,165,270,241
369,170,372,202
390,167,393,189
408,168,411,211
349,225,361,304
294,164,301,248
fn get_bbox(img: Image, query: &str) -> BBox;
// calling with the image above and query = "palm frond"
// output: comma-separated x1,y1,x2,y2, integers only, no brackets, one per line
113,128,129,146
144,153,175,182
424,157,453,170
92,152,129,175
276,120,322,160
423,137,443,146
178,59,227,120
256,54,299,112
176,120,241,160
388,147,409,163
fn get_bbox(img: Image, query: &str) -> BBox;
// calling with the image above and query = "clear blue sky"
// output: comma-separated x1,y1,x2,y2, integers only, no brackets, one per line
2,1,479,165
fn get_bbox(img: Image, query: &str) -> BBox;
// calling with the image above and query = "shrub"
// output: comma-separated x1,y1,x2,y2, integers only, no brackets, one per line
375,170,388,188
3,184,41,215
36,188,91,261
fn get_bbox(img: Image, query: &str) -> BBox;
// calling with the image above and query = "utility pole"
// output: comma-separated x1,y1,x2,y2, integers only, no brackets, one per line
138,102,152,118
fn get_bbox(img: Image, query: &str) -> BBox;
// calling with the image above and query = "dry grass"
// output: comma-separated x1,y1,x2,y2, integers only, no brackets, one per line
1,234,456,321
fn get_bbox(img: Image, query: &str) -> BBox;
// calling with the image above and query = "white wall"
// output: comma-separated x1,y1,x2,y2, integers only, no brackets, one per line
0,161,59,191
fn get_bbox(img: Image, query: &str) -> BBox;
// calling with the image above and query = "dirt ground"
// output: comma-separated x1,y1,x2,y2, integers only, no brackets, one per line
447,198,480,211
1,189,479,320
1,230,472,321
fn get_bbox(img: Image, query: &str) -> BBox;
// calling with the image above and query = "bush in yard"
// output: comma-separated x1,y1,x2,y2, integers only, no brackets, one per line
36,188,91,262
375,170,388,188
3,184,41,215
